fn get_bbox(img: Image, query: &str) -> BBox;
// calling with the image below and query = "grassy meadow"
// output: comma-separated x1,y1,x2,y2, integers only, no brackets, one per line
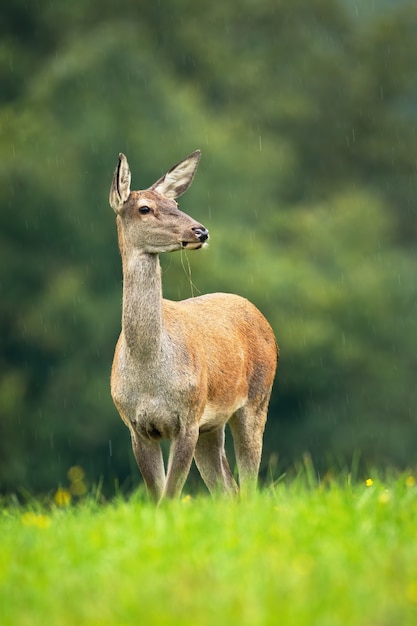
1,471,417,626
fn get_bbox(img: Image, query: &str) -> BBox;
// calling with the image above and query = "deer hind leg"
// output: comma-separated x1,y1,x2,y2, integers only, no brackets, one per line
131,434,165,502
229,396,270,495
194,426,238,495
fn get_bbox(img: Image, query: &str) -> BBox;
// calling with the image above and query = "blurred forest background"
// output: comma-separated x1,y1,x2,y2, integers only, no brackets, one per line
1,0,417,496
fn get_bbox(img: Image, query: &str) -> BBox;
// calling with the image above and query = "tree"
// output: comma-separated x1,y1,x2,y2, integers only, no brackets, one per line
1,0,417,494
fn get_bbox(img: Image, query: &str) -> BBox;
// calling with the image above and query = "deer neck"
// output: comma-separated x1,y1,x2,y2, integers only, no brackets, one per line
120,241,165,363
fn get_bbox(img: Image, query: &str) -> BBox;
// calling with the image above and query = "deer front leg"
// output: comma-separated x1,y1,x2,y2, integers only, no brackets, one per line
161,423,199,500
131,433,165,502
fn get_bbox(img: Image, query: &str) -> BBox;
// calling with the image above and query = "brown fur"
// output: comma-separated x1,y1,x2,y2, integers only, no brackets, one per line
109,151,278,501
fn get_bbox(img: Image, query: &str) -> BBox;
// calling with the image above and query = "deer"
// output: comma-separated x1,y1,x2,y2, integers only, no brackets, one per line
109,150,278,502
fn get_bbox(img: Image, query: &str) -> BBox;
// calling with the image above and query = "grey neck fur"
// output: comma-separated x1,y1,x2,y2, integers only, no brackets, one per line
118,223,164,363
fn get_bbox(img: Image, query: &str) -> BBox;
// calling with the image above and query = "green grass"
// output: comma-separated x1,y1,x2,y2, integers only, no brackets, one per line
2,472,417,626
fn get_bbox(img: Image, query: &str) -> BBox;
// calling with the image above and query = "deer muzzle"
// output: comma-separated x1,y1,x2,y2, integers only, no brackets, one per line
181,226,209,249
193,226,209,243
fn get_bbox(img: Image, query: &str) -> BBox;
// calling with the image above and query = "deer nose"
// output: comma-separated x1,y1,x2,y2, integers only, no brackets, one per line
192,226,209,243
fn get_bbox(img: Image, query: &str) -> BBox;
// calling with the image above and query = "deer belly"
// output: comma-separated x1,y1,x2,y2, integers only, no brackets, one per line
199,399,244,433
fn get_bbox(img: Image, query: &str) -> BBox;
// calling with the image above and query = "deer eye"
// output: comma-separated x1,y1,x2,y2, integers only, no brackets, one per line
138,205,151,215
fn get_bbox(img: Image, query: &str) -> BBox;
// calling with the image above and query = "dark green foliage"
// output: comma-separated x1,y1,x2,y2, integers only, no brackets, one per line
1,0,417,494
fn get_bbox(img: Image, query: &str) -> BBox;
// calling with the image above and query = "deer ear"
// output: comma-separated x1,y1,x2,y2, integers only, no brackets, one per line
150,150,201,199
109,153,131,213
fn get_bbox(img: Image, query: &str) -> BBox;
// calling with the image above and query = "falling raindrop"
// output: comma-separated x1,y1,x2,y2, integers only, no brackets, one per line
109,439,113,456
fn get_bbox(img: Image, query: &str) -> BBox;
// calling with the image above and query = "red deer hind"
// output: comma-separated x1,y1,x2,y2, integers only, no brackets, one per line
109,150,278,502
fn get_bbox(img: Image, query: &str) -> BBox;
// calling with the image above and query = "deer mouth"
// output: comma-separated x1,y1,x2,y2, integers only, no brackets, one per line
181,240,204,250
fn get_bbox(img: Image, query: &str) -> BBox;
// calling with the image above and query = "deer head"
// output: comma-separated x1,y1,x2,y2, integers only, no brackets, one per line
109,150,209,254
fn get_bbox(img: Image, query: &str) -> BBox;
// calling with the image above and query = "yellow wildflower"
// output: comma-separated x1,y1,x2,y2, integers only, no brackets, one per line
68,466,87,497
378,489,391,504
70,480,87,496
67,466,85,482
407,582,417,603
54,487,72,507
365,478,374,487
22,512,51,529
406,475,416,488
181,494,192,504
